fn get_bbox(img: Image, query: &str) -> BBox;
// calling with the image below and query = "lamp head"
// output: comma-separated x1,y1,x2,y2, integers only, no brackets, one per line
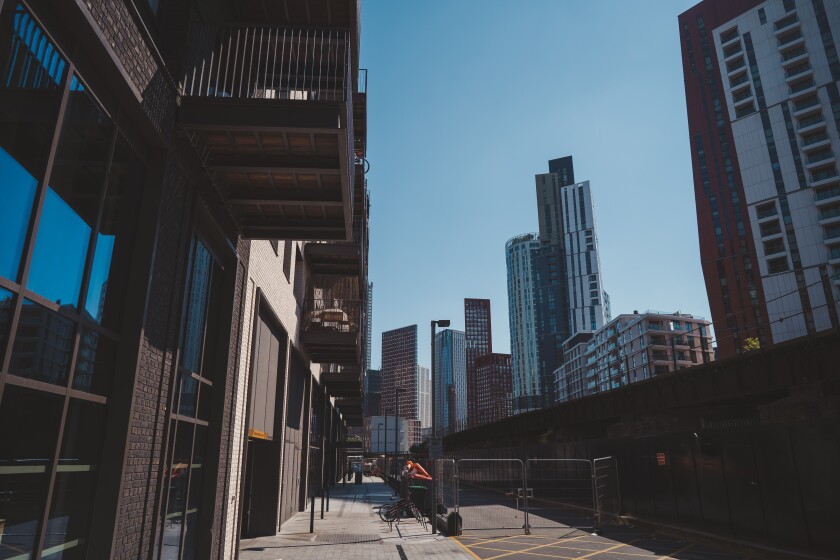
436,319,451,327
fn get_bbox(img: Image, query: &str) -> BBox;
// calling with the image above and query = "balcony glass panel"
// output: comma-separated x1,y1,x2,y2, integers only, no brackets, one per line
819,205,840,220
798,113,824,128
790,79,815,94
807,149,834,165
802,132,829,146
812,168,839,182
778,31,803,46
782,46,807,61
815,184,840,200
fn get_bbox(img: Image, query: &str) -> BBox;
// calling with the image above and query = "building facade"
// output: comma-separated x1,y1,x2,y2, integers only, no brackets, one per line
433,328,466,434
0,1,368,558
525,156,609,410
464,298,492,428
365,368,382,418
474,353,513,426
680,0,840,356
367,415,409,454
417,364,431,428
381,325,418,429
505,233,542,415
555,311,714,403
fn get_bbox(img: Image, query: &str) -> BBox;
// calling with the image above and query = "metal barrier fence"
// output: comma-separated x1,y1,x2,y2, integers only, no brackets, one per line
526,459,596,531
441,456,621,535
456,459,530,533
436,458,456,514
593,456,621,530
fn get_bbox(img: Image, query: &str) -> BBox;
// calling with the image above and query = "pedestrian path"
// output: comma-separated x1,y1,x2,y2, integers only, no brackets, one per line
239,476,472,560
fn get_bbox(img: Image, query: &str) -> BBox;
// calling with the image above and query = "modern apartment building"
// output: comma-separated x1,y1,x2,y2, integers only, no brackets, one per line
555,311,714,403
417,364,431,428
433,328,467,435
365,368,382,417
474,353,513,426
464,298,492,428
680,0,840,357
515,156,610,410
0,0,368,557
505,233,542,415
381,325,418,430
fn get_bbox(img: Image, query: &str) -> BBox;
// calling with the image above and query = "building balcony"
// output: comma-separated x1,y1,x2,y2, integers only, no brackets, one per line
814,184,840,206
800,135,830,151
785,64,813,83
811,168,840,188
305,195,368,276
781,50,809,67
334,396,364,426
797,118,826,135
301,276,361,363
793,98,823,119
789,81,817,100
777,32,805,51
179,24,360,240
774,16,800,37
806,154,836,171
321,364,363,399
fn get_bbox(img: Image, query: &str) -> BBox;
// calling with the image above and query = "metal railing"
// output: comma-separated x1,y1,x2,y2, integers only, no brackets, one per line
182,24,351,102
302,299,361,334
526,459,595,530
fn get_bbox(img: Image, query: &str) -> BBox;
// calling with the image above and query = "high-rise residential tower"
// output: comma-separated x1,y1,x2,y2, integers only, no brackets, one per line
417,365,431,428
464,298,492,428
381,325,419,427
505,233,542,414
434,328,467,434
679,0,840,356
527,156,610,409
474,353,513,426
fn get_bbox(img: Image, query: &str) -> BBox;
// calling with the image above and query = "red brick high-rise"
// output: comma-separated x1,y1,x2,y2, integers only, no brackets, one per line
464,298,492,428
474,353,513,426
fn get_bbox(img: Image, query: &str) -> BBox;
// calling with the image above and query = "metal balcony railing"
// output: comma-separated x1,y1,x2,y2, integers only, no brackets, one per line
815,184,840,201
303,298,361,334
182,25,351,102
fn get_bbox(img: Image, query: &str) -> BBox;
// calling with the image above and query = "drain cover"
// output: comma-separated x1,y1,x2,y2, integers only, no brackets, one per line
314,533,381,544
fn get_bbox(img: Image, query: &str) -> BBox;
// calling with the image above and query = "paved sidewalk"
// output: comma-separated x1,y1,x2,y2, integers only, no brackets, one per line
238,476,473,560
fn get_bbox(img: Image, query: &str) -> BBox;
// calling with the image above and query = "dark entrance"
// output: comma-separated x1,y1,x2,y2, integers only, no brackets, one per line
240,308,287,538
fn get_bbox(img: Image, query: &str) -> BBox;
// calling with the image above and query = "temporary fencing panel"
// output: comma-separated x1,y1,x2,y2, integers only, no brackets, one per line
436,458,457,514
456,459,529,532
593,456,622,530
525,459,596,531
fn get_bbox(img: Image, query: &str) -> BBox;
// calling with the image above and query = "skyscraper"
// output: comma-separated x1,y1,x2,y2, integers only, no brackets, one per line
417,365,431,428
364,368,382,418
464,298,492,428
474,353,513,426
505,233,542,414
679,0,840,356
527,156,609,409
433,328,467,434
381,325,418,428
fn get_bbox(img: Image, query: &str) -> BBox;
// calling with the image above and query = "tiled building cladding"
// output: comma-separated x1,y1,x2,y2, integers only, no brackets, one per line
464,298,492,428
380,325,418,423
0,1,364,558
679,0,771,357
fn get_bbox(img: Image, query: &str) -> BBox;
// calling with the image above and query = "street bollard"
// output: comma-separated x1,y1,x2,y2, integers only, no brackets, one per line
310,492,315,533
320,486,325,519
326,486,330,512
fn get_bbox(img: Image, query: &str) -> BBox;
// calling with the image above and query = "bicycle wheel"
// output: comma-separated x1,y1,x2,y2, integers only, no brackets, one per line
378,503,397,523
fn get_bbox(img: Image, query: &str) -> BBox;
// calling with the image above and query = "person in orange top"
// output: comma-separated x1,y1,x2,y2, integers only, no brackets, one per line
405,460,432,480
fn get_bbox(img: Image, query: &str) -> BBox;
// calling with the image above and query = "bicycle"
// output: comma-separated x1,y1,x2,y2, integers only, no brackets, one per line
377,495,427,530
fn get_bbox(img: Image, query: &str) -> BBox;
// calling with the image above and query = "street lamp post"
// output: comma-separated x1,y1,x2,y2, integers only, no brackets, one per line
430,319,450,534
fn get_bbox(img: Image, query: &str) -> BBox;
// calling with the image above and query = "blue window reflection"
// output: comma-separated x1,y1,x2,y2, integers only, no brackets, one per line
9,298,75,387
0,148,36,282
27,187,92,308
85,234,114,322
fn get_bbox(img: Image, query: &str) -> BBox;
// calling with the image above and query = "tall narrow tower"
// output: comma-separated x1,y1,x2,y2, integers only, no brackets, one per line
464,298,492,428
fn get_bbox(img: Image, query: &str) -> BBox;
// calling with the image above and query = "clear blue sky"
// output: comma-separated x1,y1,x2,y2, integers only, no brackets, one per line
362,0,704,370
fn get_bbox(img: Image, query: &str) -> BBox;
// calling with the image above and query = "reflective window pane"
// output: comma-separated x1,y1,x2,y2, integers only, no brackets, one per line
43,399,107,559
72,327,117,396
182,425,207,560
9,298,75,387
0,385,63,559
0,5,67,282
84,133,144,330
160,421,194,559
0,287,13,363
28,75,113,309
181,241,212,375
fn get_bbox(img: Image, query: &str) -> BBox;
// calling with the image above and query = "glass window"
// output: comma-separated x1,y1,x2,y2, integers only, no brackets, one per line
85,133,144,330
161,420,194,559
28,77,114,309
72,326,118,396
0,6,68,283
43,399,107,558
9,298,75,387
0,385,64,559
0,287,14,362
